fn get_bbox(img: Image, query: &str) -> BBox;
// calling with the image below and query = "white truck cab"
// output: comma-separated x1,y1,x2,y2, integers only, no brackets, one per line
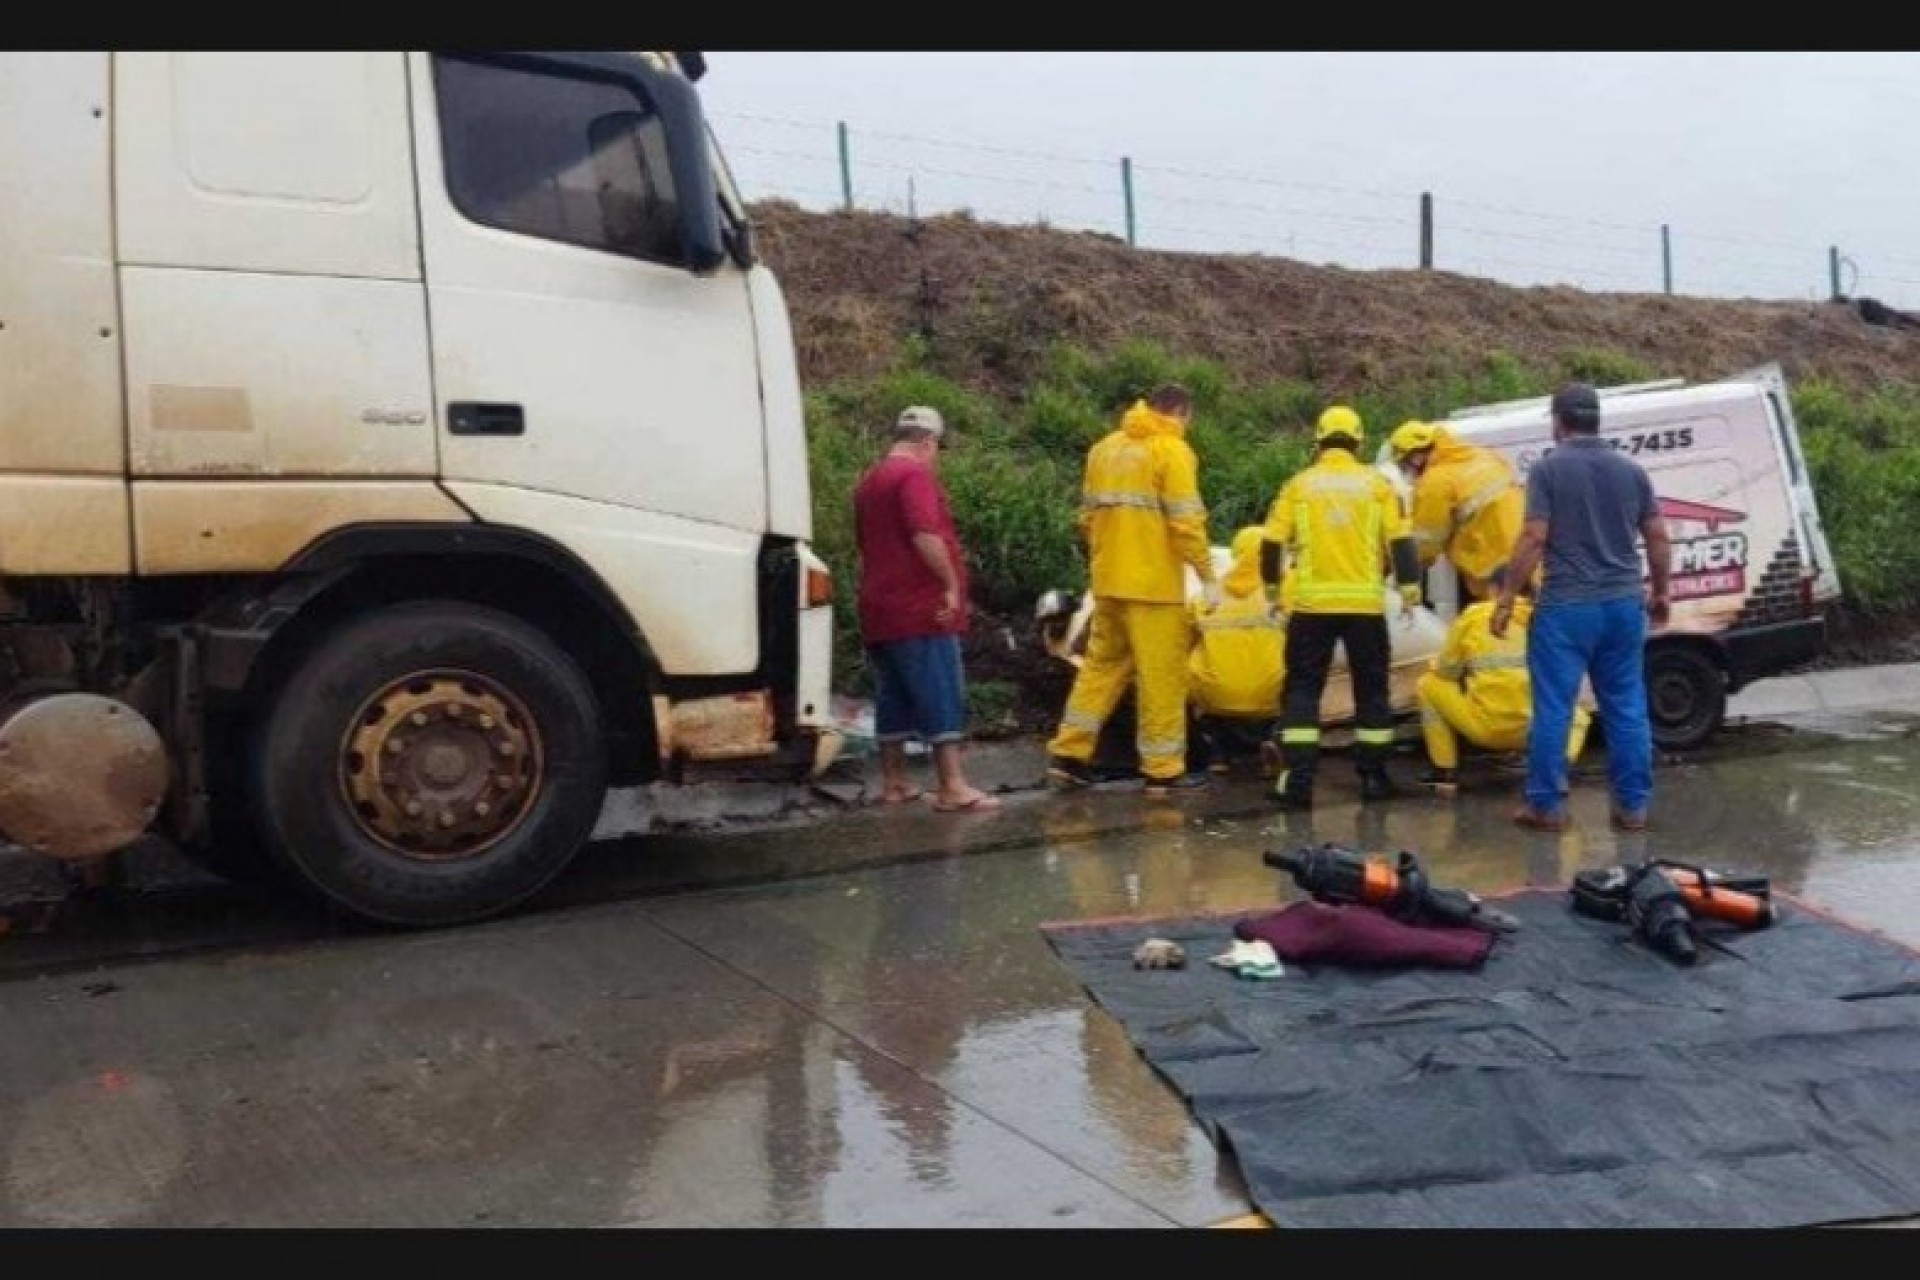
0,52,832,925
1412,364,1839,751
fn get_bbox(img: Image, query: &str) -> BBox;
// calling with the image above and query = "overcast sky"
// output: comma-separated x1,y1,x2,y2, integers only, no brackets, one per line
698,52,1920,311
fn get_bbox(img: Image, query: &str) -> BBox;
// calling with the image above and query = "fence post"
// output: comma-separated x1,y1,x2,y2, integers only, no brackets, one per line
837,121,853,212
1830,245,1842,300
1662,224,1673,295
1419,192,1433,269
1121,156,1137,247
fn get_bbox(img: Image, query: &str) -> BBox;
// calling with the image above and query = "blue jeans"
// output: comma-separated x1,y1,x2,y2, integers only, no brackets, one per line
869,634,968,745
1526,598,1652,815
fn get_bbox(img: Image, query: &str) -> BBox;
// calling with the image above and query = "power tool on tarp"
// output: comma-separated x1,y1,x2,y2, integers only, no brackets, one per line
1569,859,1776,966
1263,843,1522,934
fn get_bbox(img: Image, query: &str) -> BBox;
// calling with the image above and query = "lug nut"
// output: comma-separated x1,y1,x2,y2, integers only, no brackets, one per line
496,740,516,756
411,712,429,727
404,800,423,817
438,811,455,828
387,738,405,755
474,801,491,818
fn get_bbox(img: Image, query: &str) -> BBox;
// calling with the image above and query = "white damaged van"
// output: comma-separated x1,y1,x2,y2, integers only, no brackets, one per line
1418,364,1840,751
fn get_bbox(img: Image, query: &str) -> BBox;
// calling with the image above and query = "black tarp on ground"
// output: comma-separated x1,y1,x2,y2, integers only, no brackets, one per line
1043,889,1920,1228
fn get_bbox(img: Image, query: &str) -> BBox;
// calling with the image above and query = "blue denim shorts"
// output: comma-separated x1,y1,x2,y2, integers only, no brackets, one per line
869,634,968,745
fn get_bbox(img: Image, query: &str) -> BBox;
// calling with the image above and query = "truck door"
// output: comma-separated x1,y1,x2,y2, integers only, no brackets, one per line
113,52,445,575
407,52,769,678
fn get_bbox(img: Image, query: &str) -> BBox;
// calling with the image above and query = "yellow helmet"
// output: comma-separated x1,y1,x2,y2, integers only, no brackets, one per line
1389,419,1438,460
1315,404,1363,444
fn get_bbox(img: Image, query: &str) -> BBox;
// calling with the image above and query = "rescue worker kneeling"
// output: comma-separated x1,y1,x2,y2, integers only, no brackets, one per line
1416,566,1590,795
1188,527,1286,774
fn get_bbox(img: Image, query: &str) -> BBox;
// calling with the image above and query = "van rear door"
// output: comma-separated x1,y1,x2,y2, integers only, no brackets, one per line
1741,364,1841,606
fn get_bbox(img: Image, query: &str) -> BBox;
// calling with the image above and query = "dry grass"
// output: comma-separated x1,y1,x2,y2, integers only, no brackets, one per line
752,200,1920,398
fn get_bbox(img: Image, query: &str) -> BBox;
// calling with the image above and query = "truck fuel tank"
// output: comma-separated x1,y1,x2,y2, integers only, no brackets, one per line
0,692,169,860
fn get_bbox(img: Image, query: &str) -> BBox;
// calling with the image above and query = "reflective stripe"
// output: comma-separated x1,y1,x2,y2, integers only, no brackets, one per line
1061,708,1105,732
1081,490,1162,512
1301,472,1377,495
1138,736,1186,757
1456,476,1515,524
1354,728,1396,745
1412,529,1444,548
1434,661,1465,681
1463,653,1527,674
1197,613,1282,633
1081,490,1207,519
1281,727,1321,744
1293,584,1381,605
1292,502,1311,582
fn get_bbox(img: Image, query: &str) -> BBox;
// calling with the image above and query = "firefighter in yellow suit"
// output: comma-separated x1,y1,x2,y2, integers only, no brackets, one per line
1046,383,1220,794
1388,419,1525,602
1263,405,1425,810
1416,566,1591,794
1188,526,1287,773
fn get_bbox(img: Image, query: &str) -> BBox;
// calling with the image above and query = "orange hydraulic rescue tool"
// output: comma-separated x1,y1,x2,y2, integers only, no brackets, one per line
1569,860,1775,966
1264,843,1522,934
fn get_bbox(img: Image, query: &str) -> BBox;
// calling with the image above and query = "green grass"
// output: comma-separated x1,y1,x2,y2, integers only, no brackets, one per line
809,340,1920,691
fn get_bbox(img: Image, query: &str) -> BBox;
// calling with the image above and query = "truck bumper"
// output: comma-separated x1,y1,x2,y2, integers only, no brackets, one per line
1724,616,1827,693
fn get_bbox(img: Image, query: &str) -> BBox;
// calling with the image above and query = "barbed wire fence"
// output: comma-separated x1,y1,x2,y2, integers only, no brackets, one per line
714,109,1920,312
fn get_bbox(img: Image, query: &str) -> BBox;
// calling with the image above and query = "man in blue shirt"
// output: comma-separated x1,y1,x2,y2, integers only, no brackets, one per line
1490,383,1672,833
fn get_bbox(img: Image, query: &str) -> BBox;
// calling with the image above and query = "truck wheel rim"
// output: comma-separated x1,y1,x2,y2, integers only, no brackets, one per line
1650,672,1695,725
338,670,543,861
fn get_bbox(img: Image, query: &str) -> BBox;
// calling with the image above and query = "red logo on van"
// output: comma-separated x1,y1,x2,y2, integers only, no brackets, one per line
1657,496,1744,532
1657,498,1749,601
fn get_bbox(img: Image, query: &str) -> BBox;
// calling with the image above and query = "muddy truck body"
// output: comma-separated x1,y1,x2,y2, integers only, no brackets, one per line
0,52,835,926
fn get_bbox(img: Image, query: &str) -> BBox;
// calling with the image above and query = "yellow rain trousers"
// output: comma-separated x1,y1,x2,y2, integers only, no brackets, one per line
1189,527,1285,718
1417,598,1591,769
1050,401,1217,781
1048,599,1195,779
1408,427,1525,600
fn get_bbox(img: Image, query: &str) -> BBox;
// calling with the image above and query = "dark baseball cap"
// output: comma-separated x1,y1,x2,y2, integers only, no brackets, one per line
1550,382,1601,427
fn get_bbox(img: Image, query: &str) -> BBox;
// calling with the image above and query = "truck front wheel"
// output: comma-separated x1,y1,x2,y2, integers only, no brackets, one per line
252,601,607,928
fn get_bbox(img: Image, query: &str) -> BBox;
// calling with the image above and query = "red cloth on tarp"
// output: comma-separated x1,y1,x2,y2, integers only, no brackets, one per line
1234,900,1496,970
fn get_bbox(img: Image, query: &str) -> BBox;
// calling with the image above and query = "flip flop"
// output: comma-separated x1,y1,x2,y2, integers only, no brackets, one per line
880,788,926,806
931,792,1003,813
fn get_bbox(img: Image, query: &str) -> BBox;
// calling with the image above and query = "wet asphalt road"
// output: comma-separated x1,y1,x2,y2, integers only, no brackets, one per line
2,711,1919,1226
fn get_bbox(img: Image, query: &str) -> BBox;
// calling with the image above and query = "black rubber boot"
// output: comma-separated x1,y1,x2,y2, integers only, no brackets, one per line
1359,768,1398,803
1274,742,1317,810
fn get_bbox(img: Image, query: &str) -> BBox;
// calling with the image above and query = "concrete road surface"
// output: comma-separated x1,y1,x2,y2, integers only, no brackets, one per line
2,666,1919,1225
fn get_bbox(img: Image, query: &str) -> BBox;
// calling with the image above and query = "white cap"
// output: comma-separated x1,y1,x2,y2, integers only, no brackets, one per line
896,405,945,437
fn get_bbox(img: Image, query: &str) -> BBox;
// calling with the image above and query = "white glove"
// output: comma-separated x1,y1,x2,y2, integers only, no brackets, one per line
1201,579,1224,613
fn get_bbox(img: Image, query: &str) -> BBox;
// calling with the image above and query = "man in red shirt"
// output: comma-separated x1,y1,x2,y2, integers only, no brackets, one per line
853,405,1001,813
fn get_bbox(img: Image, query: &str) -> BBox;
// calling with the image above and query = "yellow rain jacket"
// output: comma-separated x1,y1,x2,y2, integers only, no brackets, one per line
1263,447,1407,615
1418,596,1590,769
1078,401,1216,604
1430,597,1534,724
1408,425,1524,598
1189,527,1285,717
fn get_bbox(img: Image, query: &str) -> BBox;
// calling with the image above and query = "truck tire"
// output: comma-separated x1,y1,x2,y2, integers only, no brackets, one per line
251,600,607,928
1645,644,1726,754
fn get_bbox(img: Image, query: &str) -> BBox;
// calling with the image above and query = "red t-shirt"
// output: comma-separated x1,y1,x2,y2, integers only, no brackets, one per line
853,453,971,645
